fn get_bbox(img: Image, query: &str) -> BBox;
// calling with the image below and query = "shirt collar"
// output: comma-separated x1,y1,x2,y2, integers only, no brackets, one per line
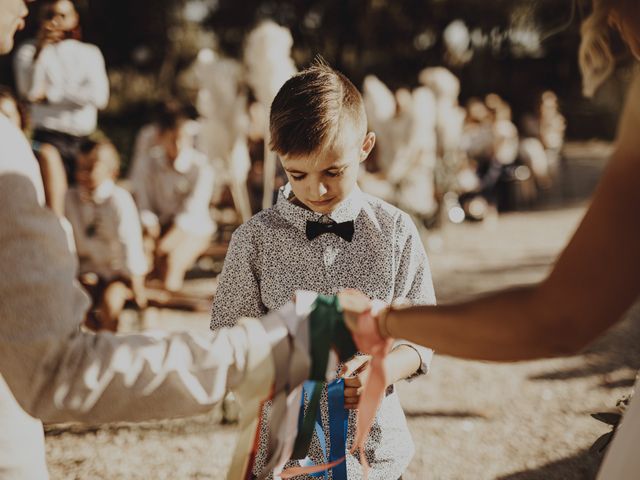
91,179,115,203
275,183,365,233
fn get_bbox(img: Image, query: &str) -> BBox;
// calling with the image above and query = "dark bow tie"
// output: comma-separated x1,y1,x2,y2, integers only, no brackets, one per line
306,219,355,242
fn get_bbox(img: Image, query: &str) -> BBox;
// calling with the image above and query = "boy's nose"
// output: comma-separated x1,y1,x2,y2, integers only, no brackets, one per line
316,182,328,197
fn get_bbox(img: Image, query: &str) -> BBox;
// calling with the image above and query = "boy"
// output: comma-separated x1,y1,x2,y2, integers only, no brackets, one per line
132,105,215,292
211,63,436,479
65,139,147,331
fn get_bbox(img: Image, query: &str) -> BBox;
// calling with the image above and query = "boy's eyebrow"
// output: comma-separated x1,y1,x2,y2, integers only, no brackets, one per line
324,164,348,171
284,164,348,174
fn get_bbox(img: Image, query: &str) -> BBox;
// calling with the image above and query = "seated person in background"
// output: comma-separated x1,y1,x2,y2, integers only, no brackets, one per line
127,100,199,186
0,86,24,130
14,0,109,217
132,105,215,292
65,139,147,331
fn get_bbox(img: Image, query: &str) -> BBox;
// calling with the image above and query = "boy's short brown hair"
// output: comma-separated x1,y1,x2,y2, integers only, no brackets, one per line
269,62,367,157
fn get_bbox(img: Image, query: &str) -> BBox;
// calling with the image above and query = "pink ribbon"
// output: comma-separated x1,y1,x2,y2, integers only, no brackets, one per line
280,299,392,479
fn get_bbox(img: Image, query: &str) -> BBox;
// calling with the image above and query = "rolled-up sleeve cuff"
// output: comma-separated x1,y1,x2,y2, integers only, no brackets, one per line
394,340,433,381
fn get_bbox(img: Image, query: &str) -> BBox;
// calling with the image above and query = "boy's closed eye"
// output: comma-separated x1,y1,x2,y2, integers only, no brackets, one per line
325,167,346,178
287,166,347,181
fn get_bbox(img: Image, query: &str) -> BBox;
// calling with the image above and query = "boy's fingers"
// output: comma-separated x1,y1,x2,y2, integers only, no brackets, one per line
344,386,360,397
343,376,362,388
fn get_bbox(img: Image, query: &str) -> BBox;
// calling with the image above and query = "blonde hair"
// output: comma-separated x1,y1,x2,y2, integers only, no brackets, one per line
579,0,635,97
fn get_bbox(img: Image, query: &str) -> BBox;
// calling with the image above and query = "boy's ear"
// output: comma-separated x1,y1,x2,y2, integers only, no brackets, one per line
360,132,376,163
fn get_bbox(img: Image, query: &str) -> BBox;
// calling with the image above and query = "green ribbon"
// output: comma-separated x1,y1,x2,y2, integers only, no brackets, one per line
291,380,324,459
309,295,358,381
291,294,358,460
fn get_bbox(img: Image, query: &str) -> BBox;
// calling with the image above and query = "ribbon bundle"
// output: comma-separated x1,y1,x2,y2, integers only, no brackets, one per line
227,291,392,480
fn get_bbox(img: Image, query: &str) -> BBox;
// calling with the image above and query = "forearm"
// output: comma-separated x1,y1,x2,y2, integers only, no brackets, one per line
384,286,583,362
3,319,271,425
384,344,423,384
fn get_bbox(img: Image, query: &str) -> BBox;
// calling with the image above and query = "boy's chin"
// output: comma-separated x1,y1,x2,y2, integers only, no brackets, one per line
304,198,338,214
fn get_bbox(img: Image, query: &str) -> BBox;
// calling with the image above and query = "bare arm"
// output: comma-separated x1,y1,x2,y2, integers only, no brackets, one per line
382,73,640,362
385,344,423,382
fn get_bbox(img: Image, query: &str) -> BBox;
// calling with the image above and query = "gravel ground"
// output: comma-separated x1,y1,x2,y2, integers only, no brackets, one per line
44,143,639,479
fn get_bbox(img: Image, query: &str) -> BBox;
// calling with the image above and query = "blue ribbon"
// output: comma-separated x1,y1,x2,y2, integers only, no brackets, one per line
296,379,349,480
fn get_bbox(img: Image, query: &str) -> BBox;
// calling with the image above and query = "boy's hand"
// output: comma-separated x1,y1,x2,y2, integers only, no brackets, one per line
339,355,371,410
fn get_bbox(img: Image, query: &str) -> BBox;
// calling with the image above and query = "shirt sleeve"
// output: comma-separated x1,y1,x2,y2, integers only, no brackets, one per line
392,212,437,379
0,169,277,425
12,42,40,101
113,189,149,277
174,157,216,236
210,223,267,330
45,44,109,109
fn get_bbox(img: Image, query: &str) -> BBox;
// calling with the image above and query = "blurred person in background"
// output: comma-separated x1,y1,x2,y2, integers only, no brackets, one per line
520,90,567,188
65,138,148,332
14,0,108,217
132,103,215,293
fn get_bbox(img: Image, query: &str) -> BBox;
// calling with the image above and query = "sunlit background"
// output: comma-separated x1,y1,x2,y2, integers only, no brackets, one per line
3,1,639,478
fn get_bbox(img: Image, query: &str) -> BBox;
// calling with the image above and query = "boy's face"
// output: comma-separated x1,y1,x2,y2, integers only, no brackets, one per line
76,146,116,193
281,126,375,215
160,122,193,164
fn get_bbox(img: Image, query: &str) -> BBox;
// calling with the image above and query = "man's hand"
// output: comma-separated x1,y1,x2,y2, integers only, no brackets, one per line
338,289,391,352
338,289,371,333
339,355,371,410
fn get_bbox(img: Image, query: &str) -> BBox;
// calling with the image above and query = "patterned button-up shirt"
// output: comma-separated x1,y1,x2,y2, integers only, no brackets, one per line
211,184,436,479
